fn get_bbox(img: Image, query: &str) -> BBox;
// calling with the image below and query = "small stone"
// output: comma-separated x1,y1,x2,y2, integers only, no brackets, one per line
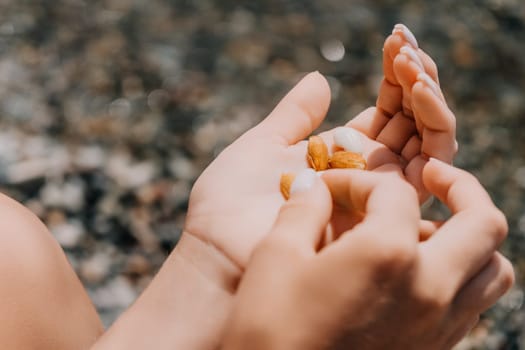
320,39,345,62
24,199,46,218
74,145,106,170
124,254,152,276
50,219,85,249
136,181,171,205
169,156,197,181
129,207,159,253
80,251,113,284
193,121,220,154
147,89,169,111
89,277,137,310
6,158,49,184
106,153,157,189
40,179,85,211
108,98,131,118
513,166,525,189
122,75,144,99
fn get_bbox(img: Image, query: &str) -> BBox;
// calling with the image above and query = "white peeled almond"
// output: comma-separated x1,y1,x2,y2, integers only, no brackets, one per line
333,127,364,154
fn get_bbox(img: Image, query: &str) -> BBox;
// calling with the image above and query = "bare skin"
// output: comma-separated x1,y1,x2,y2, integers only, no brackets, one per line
94,26,460,348
0,25,469,349
0,194,103,349
222,160,513,350
350,25,457,201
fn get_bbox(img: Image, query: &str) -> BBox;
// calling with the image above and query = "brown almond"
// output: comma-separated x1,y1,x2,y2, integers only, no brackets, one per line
329,151,367,170
280,173,296,200
307,136,329,171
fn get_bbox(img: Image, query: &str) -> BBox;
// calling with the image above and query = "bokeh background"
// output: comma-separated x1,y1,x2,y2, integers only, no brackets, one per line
0,0,524,348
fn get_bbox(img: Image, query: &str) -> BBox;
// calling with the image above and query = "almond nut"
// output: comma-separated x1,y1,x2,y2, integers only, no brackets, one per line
307,136,329,171
329,151,367,170
280,172,296,200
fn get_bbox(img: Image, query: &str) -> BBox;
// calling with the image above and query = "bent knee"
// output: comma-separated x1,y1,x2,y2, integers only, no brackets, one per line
0,192,63,261
0,193,103,349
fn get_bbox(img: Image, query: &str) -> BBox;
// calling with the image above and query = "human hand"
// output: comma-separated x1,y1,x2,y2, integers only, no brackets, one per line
183,24,456,298
349,24,457,201
184,72,332,275
183,71,397,278
222,159,513,350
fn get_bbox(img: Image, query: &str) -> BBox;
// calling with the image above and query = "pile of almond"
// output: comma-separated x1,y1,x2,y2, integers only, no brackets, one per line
280,128,367,200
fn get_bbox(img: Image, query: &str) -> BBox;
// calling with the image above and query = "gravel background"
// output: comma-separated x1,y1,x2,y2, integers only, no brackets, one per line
0,1,524,348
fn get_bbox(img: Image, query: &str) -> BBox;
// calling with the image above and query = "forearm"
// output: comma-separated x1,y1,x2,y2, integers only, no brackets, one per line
91,233,240,350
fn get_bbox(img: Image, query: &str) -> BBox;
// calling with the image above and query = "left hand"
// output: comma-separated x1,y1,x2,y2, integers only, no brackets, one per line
349,25,457,201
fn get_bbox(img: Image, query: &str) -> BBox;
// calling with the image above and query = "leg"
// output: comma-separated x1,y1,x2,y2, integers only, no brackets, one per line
0,193,103,349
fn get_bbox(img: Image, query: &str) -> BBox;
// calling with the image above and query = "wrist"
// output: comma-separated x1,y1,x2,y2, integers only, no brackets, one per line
92,232,240,350
176,231,242,294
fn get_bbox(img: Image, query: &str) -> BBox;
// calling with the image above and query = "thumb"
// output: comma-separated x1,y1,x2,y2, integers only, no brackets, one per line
255,72,331,145
265,169,332,258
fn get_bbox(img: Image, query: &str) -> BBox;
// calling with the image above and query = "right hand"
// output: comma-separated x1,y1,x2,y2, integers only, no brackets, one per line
222,159,514,350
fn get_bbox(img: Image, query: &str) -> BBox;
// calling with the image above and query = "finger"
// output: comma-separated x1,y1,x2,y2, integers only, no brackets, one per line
379,26,414,125
384,24,441,106
420,158,508,291
384,24,419,85
264,169,332,258
320,166,419,274
419,219,442,242
346,107,389,140
383,33,404,85
393,47,423,116
404,155,428,202
365,142,403,171
452,252,514,315
418,49,439,83
321,165,420,243
412,78,456,162
444,316,479,350
401,135,421,161
423,158,496,213
255,72,331,145
375,111,417,154
376,78,403,118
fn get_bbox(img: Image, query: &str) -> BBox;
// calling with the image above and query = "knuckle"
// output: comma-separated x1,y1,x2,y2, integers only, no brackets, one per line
478,207,508,243
492,209,509,241
444,111,456,132
500,258,515,292
457,169,479,185
384,175,417,198
413,283,453,312
370,238,417,274
427,60,438,77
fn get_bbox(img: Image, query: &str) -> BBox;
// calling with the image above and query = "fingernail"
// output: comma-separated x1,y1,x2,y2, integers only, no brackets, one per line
400,45,424,70
393,23,418,49
417,72,441,98
333,127,364,154
290,168,317,195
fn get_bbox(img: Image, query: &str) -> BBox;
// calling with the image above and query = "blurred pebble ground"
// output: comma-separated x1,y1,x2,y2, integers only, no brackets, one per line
0,0,524,348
